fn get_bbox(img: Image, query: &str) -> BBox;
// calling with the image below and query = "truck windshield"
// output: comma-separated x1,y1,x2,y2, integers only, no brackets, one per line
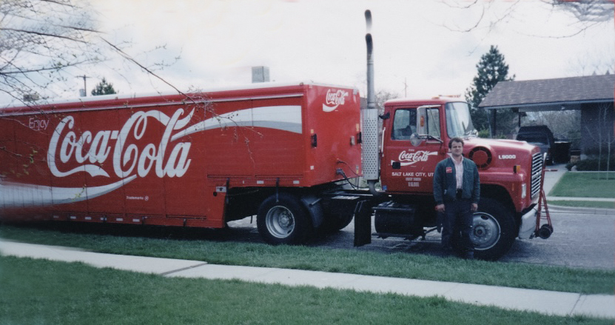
446,102,477,138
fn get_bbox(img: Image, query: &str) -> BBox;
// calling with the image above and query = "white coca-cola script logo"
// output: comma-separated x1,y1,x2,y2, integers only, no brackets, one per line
322,89,349,112
47,108,194,180
398,150,438,166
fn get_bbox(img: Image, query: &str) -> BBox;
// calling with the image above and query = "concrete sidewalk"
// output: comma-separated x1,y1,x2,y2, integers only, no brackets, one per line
542,165,568,194
1,240,613,319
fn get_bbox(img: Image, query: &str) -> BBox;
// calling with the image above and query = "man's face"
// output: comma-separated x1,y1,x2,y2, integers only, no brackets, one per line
450,141,464,158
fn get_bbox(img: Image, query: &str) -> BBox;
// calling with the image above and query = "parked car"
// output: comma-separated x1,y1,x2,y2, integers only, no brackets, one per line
516,125,555,164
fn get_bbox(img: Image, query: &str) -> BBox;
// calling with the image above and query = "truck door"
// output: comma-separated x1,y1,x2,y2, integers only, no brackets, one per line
381,106,447,195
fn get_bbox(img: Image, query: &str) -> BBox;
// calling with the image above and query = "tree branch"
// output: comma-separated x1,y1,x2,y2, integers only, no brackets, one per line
0,27,88,43
100,37,198,103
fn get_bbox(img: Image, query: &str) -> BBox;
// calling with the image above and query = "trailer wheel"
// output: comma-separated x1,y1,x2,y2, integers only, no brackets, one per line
257,193,313,245
469,198,516,261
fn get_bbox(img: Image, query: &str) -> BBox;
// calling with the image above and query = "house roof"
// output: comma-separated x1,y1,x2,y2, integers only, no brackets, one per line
479,74,615,109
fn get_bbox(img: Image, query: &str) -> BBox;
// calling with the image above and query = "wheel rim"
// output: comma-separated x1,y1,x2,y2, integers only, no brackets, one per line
265,205,295,239
471,212,501,250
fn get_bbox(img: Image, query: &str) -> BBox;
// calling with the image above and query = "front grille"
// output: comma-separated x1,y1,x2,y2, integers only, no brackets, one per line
530,152,544,199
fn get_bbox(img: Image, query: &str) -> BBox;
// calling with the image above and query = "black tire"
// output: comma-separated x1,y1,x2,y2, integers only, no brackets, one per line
467,198,516,261
257,193,313,245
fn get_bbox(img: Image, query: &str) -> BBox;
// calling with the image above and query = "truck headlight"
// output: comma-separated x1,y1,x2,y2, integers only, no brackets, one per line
521,183,527,199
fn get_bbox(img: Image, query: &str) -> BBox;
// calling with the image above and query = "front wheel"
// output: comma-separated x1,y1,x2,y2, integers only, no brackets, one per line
257,193,313,245
470,198,516,260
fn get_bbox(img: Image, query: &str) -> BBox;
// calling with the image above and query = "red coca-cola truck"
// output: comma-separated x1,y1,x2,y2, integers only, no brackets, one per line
0,82,546,260
0,11,550,259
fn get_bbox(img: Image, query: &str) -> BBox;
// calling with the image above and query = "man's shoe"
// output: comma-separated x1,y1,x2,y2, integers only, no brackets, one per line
464,251,474,260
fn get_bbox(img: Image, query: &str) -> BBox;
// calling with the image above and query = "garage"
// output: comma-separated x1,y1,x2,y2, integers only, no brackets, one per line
479,74,614,164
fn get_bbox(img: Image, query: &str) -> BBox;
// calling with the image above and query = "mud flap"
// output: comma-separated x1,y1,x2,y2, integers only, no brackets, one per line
354,199,372,247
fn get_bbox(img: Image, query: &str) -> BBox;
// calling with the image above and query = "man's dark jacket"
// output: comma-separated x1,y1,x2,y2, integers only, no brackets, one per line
433,157,480,205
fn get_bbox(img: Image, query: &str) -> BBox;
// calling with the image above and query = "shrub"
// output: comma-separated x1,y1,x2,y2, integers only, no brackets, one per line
568,156,615,171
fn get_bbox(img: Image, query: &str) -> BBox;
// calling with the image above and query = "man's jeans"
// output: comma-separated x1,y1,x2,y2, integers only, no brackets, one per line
441,199,474,253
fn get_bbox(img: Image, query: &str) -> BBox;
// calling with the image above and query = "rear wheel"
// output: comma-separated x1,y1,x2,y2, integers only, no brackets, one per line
469,198,516,260
257,193,313,245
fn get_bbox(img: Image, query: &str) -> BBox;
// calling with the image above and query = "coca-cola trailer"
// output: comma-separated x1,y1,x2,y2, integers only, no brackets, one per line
0,84,364,244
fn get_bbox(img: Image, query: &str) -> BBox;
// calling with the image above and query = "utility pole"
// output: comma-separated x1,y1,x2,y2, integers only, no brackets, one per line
77,75,90,97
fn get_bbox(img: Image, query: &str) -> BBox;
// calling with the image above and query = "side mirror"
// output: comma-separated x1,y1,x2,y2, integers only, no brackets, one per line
410,133,422,147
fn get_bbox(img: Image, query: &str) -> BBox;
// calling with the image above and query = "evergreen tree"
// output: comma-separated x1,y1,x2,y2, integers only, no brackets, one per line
91,78,117,96
465,45,514,133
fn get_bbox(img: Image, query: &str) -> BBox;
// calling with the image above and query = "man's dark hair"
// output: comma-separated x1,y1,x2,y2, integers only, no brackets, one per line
448,137,464,149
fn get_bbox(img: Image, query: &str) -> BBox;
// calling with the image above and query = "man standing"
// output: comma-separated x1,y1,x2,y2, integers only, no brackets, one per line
433,137,480,259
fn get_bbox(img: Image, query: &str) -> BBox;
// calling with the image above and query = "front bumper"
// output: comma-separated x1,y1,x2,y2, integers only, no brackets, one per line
518,205,538,239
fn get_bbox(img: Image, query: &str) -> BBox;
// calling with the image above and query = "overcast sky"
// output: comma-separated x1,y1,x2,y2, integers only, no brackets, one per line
76,0,614,100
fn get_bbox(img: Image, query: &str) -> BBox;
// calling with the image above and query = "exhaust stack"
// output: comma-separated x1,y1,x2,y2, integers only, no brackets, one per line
362,10,380,194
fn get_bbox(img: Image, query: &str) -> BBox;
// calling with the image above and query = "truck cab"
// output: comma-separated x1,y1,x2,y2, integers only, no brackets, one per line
374,98,544,260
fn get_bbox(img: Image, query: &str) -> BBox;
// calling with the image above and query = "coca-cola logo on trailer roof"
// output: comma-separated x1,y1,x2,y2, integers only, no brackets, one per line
322,89,349,112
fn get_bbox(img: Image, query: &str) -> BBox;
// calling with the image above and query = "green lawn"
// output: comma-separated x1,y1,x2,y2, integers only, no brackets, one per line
0,256,610,325
548,172,615,209
1,224,614,295
550,172,615,198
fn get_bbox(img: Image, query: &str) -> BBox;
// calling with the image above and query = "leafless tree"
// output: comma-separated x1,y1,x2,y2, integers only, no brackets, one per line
596,103,614,177
568,54,614,76
527,110,581,143
0,0,103,104
442,0,614,36
551,0,614,23
584,103,615,176
375,89,399,113
0,0,185,107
